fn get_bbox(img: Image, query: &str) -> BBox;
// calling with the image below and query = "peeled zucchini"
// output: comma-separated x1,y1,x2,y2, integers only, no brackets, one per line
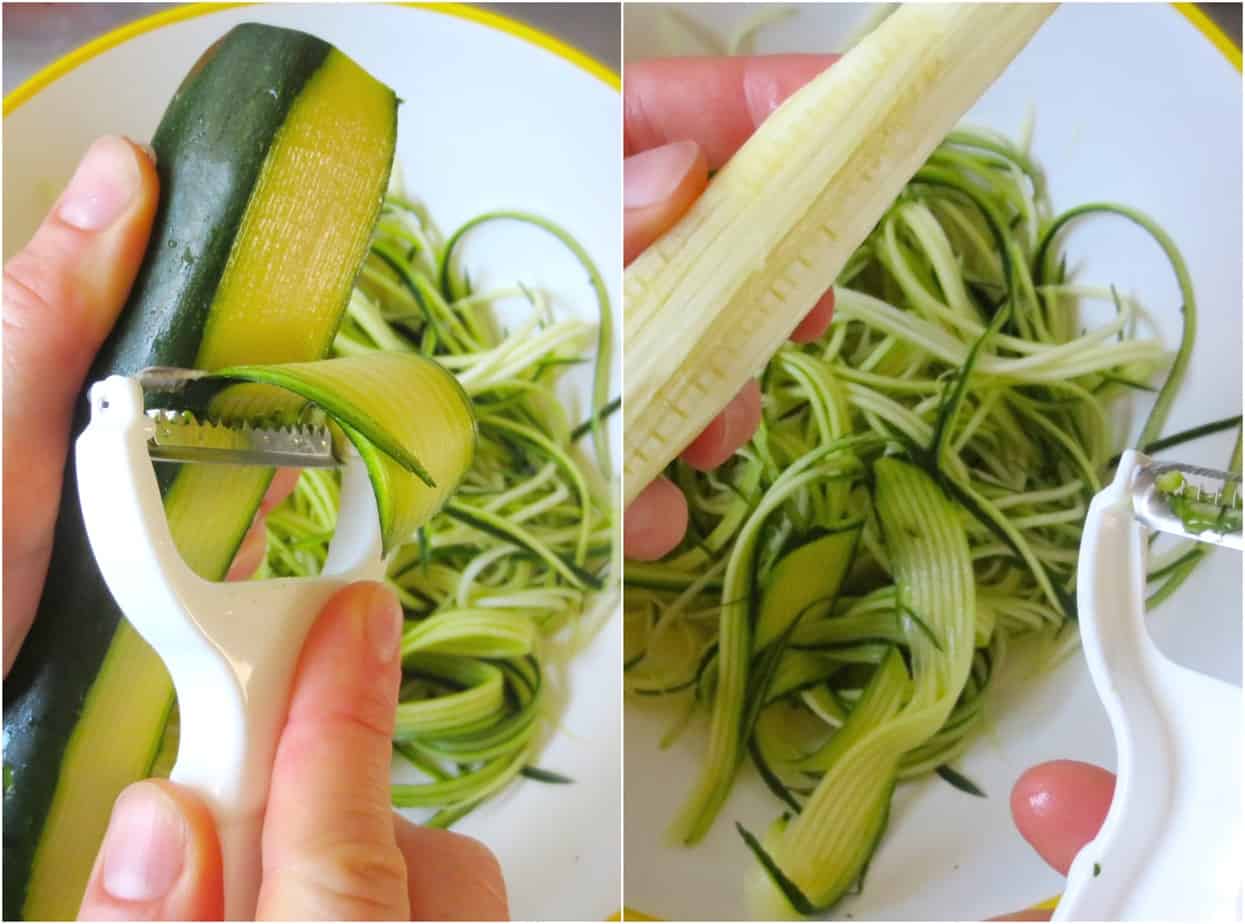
622,4,1053,504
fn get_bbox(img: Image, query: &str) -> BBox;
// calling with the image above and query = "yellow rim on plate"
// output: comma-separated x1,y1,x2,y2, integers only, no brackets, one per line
1175,2,1243,71
2,0,618,116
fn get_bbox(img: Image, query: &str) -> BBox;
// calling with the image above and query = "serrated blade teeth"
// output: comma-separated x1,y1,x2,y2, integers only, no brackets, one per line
146,409,338,468
1134,460,1243,551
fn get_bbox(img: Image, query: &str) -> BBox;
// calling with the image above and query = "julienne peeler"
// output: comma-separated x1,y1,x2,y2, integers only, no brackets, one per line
75,370,387,920
1058,450,1243,921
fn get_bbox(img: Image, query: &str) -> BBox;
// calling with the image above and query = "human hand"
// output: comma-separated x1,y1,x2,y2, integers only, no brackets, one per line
1,136,294,675
622,56,839,561
995,760,1115,921
76,582,508,920
2,138,507,920
3,136,158,674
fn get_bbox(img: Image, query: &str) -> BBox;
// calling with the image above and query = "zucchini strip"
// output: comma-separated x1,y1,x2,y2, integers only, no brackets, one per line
763,461,974,911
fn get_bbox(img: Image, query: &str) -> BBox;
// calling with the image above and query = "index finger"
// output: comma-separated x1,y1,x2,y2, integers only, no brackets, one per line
624,55,837,169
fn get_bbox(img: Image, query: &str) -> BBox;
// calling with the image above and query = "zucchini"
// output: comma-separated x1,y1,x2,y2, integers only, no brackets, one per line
3,23,396,919
622,4,1053,504
753,523,861,652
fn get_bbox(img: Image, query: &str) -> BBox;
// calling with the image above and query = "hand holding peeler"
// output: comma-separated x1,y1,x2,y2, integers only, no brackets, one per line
75,372,387,920
1058,450,1242,920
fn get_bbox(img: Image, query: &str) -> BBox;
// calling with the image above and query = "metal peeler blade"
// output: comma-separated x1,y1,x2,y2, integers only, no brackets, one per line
1058,449,1243,921
1130,458,1242,551
136,366,340,469
147,411,340,468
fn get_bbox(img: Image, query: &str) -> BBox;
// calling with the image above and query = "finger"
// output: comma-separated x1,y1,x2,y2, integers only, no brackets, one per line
225,469,303,582
991,909,1052,922
393,814,508,921
260,468,301,514
790,289,835,343
1011,760,1115,876
78,780,223,921
3,135,158,675
624,140,709,265
624,476,690,561
258,582,408,920
681,379,762,471
225,513,270,582
625,55,837,169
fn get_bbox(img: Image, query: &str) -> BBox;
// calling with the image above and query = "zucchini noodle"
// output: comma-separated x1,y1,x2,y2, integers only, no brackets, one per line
624,128,1234,911
262,195,617,825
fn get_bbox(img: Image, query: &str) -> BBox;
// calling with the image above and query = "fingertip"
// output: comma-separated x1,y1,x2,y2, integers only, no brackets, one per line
122,134,160,201
625,139,702,210
127,136,158,167
681,379,761,471
225,513,268,582
790,289,834,343
260,467,302,513
991,909,1053,921
624,140,709,264
111,134,161,265
2,134,160,407
624,477,689,561
282,581,403,733
78,780,223,921
394,816,509,921
1011,760,1115,876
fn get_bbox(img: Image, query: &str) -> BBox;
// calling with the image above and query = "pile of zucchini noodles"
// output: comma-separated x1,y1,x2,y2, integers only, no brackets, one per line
623,128,1240,910
259,195,617,826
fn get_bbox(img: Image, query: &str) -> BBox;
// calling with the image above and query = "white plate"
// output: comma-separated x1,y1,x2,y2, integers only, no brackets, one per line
3,5,621,920
623,4,1242,920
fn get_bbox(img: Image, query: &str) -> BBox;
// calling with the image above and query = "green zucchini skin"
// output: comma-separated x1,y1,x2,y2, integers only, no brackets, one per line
2,24,377,918
96,24,330,377
1,476,140,919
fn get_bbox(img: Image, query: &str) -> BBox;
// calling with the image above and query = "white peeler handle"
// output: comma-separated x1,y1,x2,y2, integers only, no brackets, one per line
1058,450,1242,921
76,376,385,919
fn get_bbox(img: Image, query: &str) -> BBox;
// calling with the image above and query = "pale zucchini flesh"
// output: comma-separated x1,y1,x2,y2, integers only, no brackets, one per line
623,3,1054,505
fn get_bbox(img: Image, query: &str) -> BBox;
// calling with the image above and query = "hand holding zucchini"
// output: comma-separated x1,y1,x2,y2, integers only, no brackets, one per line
4,23,405,919
622,3,1054,505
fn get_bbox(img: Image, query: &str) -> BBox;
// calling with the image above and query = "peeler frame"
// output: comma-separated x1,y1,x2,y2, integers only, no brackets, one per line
1058,450,1242,920
76,375,386,919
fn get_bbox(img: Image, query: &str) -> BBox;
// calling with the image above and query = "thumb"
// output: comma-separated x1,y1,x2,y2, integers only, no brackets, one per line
623,140,708,265
3,135,158,672
78,780,224,921
258,582,409,920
